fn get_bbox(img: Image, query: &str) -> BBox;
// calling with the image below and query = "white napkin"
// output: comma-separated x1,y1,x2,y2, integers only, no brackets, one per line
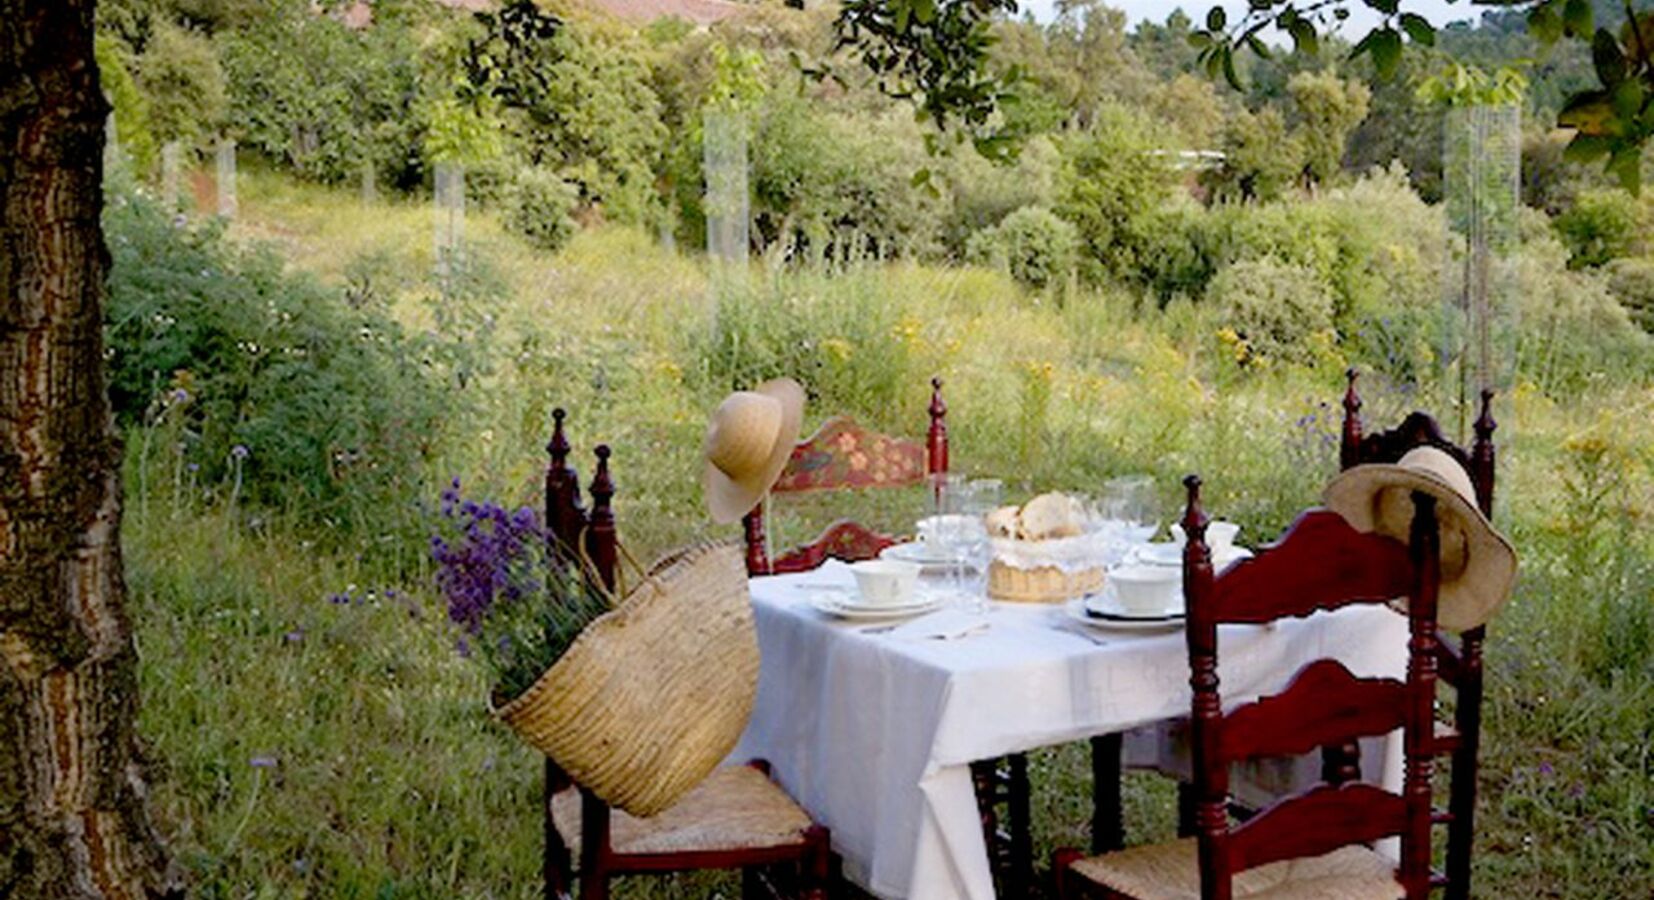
884,608,990,641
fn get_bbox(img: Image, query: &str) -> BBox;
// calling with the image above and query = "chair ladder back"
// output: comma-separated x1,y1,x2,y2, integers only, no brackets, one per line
743,376,948,576
1339,369,1497,517
1341,369,1492,900
1211,510,1415,625
1218,660,1407,765
1182,475,1443,900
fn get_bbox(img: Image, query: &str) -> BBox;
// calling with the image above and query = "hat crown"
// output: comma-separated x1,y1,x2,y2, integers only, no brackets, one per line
705,392,783,477
1395,447,1478,508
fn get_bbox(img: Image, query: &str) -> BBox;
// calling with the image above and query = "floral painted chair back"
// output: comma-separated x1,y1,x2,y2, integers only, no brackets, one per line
741,377,948,575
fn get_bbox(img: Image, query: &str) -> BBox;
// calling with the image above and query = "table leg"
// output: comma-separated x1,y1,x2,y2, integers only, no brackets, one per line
1090,734,1124,853
1008,753,1033,896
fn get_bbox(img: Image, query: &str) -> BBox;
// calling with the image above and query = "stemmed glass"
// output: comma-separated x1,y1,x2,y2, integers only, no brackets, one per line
934,479,994,612
1104,475,1159,544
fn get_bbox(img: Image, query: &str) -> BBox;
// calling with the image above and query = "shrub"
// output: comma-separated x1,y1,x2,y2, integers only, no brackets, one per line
941,136,1060,256
1206,257,1335,365
104,179,444,542
222,6,422,186
502,166,580,252
1603,257,1654,332
1056,102,1173,279
1554,189,1643,269
96,35,159,174
965,205,1079,290
135,19,227,146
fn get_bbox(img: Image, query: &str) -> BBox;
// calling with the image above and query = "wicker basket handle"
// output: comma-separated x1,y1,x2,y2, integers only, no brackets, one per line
573,527,656,605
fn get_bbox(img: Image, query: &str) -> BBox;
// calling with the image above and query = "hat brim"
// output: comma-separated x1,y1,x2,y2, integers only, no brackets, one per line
1323,464,1518,631
702,379,805,525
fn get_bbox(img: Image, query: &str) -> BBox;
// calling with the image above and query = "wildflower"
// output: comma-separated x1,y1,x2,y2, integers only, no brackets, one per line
283,628,304,643
1538,761,1554,777
231,444,249,460
249,756,278,769
171,387,190,404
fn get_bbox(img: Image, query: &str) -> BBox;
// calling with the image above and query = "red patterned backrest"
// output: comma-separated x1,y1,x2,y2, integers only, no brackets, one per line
1180,476,1441,899
742,377,948,575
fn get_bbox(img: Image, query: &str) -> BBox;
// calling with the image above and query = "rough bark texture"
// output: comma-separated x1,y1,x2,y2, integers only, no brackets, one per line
1,2,179,897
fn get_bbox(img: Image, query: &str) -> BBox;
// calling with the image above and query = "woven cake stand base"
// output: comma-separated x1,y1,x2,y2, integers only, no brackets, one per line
987,561,1105,603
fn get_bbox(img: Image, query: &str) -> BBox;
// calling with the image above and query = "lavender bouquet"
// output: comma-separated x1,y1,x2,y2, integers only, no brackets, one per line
431,479,612,704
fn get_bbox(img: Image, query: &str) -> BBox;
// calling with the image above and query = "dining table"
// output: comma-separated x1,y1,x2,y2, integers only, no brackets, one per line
729,559,1410,900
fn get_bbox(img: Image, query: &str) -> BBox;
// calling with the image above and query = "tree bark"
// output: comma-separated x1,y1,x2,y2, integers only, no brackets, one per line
1,2,179,897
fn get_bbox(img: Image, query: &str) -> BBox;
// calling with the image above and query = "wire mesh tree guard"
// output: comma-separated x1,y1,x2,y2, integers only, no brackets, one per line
1440,104,1520,441
703,108,750,269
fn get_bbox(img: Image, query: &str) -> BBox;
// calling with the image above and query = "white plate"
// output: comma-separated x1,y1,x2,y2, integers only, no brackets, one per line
812,593,944,621
1134,543,1253,569
1064,596,1185,633
880,542,956,569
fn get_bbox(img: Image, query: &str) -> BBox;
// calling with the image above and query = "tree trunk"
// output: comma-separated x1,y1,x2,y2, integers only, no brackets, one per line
1,2,178,897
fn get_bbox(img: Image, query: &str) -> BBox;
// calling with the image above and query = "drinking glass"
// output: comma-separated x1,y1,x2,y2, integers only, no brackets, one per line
1105,474,1160,544
934,480,991,611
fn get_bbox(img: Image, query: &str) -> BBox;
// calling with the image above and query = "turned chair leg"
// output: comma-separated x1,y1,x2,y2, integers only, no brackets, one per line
802,825,831,900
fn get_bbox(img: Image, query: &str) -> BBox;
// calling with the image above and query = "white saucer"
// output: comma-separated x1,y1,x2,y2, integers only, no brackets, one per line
880,542,956,571
1065,587,1185,632
1134,543,1253,569
812,593,943,621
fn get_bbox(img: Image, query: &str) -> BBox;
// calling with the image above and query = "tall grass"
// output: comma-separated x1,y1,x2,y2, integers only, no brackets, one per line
125,171,1654,897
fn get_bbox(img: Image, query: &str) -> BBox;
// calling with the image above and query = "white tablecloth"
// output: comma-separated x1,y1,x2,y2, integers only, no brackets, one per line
731,560,1410,900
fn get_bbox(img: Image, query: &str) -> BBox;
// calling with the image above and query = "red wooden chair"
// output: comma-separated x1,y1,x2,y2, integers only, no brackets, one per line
1055,475,1446,899
1339,368,1496,900
740,376,950,576
538,409,831,900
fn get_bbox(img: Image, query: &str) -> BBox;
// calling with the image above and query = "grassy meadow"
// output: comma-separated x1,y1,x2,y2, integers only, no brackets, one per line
122,167,1653,898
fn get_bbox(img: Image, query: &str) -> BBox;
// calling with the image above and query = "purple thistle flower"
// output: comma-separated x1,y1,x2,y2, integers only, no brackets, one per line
1538,761,1555,777
250,755,278,769
231,444,249,459
171,387,190,404
283,628,304,643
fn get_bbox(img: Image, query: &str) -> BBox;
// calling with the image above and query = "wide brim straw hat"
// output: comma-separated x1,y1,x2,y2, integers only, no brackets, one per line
702,378,805,524
1323,446,1518,631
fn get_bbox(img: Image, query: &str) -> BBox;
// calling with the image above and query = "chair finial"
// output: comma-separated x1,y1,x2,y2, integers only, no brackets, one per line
549,407,570,462
1181,474,1209,544
1340,369,1363,471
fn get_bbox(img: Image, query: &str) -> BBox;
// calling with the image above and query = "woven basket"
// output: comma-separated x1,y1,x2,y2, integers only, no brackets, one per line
494,542,758,817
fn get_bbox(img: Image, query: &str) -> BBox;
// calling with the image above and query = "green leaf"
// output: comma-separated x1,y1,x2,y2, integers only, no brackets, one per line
1594,28,1627,86
1528,2,1562,45
1563,133,1612,164
1246,34,1272,59
1208,8,1227,31
1612,79,1645,118
1352,28,1404,80
1366,0,1399,14
1288,19,1320,57
911,167,932,188
1607,145,1642,193
1400,13,1435,47
1189,31,1214,50
1563,0,1593,38
1224,47,1242,90
1559,89,1615,135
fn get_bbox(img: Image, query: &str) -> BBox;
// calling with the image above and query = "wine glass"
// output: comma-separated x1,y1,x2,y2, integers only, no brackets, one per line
1105,475,1160,544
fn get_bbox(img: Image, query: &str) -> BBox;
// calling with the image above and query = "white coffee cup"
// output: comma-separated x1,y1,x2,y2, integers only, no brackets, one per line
1110,565,1183,616
1170,521,1241,556
850,559,922,606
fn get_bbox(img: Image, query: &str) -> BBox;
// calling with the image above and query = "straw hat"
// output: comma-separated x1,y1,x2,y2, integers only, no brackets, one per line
1323,446,1517,631
702,378,805,524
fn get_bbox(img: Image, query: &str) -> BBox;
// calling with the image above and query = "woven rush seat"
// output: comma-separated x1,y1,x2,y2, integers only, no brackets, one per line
553,765,815,859
1070,839,1401,900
